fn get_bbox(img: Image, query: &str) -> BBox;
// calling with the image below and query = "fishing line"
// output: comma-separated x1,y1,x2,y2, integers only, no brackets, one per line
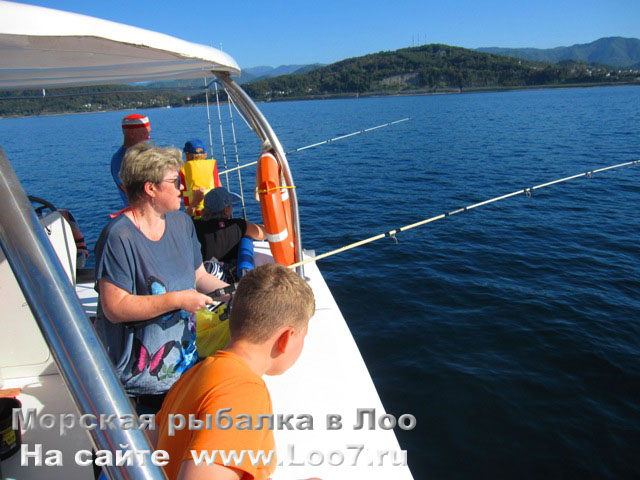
224,89,254,132
204,78,216,158
288,160,639,269
214,82,230,188
224,86,248,220
218,117,411,176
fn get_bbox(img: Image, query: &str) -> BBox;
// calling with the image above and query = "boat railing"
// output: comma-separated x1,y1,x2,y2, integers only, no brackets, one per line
215,74,305,277
0,147,167,480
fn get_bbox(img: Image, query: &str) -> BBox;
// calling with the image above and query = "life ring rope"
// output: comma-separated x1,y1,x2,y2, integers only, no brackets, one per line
256,185,297,195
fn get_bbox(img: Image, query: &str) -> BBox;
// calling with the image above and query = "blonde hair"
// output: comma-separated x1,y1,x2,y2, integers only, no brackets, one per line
186,153,207,161
230,264,315,343
120,142,183,202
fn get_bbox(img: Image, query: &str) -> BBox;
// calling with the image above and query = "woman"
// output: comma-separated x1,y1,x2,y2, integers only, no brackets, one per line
94,142,228,413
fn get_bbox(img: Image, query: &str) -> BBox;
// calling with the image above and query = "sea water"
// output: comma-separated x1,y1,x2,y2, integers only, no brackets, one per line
2,85,640,479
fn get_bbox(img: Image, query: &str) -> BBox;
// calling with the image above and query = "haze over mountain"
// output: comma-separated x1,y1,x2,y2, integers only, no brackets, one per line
477,37,640,68
242,64,324,81
139,64,324,89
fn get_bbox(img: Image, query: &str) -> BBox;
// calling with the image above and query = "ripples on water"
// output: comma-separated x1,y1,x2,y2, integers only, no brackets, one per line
2,86,639,479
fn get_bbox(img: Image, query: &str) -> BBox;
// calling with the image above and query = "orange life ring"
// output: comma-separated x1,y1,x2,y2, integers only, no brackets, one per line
256,152,296,266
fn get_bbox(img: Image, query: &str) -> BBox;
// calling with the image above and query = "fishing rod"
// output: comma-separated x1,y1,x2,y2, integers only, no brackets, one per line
286,117,411,154
217,117,411,176
288,160,639,269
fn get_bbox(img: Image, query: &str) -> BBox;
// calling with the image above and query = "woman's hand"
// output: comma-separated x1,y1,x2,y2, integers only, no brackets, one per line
99,279,214,323
176,290,214,313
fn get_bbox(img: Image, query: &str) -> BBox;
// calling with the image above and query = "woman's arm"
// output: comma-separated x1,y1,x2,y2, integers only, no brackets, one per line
194,264,229,294
99,279,213,324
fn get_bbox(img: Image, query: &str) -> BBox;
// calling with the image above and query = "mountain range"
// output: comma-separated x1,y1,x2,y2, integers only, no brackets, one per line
142,38,640,92
138,65,325,90
477,37,640,69
240,64,324,83
241,42,639,101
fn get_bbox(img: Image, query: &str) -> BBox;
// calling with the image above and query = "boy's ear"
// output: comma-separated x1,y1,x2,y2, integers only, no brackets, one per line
275,327,295,353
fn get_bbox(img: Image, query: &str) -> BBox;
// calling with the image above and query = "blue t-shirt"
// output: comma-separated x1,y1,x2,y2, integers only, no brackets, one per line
111,146,129,206
94,211,203,396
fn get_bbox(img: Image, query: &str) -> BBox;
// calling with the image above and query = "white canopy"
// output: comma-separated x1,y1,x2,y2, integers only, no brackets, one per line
0,0,241,89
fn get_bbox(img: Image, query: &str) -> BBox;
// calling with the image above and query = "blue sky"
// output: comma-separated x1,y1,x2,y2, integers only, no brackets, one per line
17,0,640,68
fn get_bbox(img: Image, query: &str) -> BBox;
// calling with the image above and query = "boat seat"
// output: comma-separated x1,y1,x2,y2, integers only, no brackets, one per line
0,211,82,379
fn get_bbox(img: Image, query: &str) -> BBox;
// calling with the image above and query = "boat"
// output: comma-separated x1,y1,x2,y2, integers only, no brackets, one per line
0,1,414,479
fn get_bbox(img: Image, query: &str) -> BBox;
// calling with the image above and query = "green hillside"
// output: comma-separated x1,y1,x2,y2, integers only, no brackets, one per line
242,44,639,101
0,85,194,117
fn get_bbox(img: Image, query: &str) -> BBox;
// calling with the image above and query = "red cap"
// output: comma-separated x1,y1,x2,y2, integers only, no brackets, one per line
121,114,150,130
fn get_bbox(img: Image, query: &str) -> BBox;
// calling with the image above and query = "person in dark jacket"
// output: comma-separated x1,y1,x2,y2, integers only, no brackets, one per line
193,187,266,281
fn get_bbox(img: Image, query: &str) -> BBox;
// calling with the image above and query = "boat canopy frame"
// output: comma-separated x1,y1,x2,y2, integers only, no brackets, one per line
0,0,240,88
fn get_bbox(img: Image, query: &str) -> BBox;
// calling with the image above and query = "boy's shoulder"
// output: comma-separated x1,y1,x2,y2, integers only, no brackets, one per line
169,351,266,403
198,351,265,387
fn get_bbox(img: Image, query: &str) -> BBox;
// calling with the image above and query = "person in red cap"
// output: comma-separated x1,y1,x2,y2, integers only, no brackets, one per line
111,114,151,205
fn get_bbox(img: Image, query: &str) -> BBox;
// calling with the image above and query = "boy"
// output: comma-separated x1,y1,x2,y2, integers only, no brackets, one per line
155,264,315,480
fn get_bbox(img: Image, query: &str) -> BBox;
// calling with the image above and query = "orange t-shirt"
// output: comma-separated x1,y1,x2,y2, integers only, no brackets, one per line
156,351,276,480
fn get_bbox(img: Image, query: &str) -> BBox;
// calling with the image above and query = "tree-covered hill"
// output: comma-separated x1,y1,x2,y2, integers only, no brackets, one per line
243,44,639,101
0,85,195,117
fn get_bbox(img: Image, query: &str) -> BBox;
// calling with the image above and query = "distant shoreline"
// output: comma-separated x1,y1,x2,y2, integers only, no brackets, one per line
2,81,639,119
258,81,640,103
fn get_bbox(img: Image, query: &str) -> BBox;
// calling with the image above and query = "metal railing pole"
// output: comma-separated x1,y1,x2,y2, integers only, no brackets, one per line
0,148,166,480
215,73,305,278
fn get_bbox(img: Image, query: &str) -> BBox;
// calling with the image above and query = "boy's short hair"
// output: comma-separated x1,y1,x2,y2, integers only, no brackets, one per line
230,264,315,343
200,207,227,221
120,142,183,202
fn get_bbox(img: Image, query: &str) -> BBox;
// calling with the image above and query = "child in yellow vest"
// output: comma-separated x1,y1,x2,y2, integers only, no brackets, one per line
180,139,222,218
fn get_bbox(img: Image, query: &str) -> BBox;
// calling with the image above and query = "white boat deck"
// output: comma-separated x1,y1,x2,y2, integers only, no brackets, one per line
256,243,413,479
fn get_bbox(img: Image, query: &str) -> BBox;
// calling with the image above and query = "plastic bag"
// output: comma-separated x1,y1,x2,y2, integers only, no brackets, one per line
195,303,230,359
